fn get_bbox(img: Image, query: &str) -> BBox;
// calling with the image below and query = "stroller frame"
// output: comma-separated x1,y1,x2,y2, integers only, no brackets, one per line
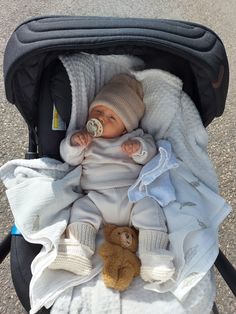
0,16,235,313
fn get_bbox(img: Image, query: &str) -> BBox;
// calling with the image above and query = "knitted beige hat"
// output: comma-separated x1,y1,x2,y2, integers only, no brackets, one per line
89,74,145,132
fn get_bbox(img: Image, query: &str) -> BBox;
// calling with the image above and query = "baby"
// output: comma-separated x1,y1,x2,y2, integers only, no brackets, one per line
49,74,175,283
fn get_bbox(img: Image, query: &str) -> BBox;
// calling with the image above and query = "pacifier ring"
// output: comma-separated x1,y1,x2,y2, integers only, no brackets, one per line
86,118,103,137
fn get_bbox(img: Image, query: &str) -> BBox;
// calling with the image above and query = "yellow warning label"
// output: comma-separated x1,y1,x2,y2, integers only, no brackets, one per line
52,105,66,131
53,108,59,129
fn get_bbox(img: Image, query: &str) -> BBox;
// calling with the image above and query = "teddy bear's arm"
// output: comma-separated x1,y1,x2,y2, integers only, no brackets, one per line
126,251,141,277
133,257,141,277
98,242,115,258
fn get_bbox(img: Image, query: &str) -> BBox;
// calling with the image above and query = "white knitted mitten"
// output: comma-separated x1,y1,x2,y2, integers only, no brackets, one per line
139,229,175,283
48,222,96,276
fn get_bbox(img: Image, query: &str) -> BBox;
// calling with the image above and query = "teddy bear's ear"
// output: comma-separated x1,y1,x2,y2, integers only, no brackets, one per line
103,224,117,239
130,227,139,240
131,227,139,235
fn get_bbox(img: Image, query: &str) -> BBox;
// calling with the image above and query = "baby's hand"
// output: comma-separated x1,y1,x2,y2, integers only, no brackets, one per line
121,139,141,157
70,130,92,147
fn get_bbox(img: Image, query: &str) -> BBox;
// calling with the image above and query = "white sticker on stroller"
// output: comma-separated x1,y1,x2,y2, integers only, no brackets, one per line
52,105,66,131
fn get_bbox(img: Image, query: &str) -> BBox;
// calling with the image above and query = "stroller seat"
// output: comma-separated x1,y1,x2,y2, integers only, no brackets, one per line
12,50,198,312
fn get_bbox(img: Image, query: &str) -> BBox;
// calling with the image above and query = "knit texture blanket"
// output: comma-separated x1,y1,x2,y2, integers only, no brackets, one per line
0,53,231,314
59,53,144,133
135,69,219,193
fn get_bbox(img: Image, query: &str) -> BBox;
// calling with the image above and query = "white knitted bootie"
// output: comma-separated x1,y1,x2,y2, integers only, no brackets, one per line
48,222,96,276
139,229,175,283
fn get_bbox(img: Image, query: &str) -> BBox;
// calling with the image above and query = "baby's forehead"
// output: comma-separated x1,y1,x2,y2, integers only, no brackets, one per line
91,104,115,115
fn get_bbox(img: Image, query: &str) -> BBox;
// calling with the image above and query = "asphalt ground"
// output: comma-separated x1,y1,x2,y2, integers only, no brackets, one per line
0,1,235,313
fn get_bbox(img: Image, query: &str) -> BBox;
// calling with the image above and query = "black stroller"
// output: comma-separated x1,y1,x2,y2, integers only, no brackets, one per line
0,16,235,313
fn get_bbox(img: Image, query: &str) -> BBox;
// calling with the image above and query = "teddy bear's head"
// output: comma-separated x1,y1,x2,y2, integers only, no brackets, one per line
103,224,138,253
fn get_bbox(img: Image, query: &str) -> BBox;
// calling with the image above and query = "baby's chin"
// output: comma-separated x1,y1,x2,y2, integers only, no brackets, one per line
100,131,125,139
100,134,121,139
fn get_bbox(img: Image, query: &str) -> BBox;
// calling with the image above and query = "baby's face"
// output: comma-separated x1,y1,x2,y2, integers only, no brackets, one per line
88,105,126,138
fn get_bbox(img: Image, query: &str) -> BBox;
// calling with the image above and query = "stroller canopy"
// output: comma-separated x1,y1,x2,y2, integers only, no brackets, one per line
3,16,229,128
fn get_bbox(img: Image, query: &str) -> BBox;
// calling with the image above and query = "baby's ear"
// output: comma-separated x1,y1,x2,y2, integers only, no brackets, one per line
103,224,117,240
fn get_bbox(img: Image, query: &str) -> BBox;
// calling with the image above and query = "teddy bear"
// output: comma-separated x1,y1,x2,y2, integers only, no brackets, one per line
98,224,141,291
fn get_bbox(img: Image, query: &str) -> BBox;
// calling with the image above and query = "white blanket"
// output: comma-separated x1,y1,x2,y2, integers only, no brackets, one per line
0,53,231,313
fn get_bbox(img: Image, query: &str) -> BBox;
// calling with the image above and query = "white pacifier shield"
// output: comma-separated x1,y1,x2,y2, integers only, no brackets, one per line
86,118,103,137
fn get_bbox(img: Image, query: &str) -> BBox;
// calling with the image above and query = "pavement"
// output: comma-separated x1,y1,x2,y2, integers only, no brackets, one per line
0,1,235,313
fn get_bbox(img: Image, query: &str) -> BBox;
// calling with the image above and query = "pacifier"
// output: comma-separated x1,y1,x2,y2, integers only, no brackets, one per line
86,118,103,137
